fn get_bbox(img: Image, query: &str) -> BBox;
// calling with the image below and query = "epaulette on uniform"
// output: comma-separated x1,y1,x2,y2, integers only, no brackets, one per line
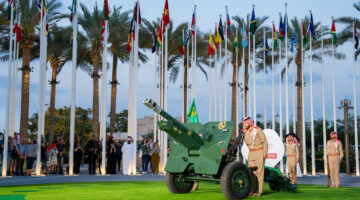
254,126,259,129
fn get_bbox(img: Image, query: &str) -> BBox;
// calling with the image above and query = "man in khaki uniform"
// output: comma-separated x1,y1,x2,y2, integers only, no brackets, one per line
285,134,299,184
327,132,343,188
242,116,268,197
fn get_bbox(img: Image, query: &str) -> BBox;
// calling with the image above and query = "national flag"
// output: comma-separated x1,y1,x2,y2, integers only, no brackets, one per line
331,19,337,45
151,32,157,53
302,21,307,46
36,0,41,11
354,25,359,49
273,23,278,49
214,26,219,49
179,36,185,56
184,26,190,48
46,23,49,37
187,99,199,123
134,2,141,24
309,12,315,39
157,19,163,47
264,38,269,55
226,7,231,37
162,0,169,33
7,0,14,4
250,7,256,35
70,0,77,22
241,25,248,48
103,0,109,20
191,7,196,36
218,18,224,41
233,35,238,54
291,31,296,53
15,21,21,42
70,32,73,46
279,14,285,41
126,19,134,52
101,18,106,49
7,4,16,23
208,33,215,56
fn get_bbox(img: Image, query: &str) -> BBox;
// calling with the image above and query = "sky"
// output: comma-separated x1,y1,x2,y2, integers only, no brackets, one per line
0,0,359,133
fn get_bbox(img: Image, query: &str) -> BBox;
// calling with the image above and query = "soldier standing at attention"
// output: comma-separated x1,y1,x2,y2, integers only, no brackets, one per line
285,133,299,185
242,116,268,197
327,132,343,188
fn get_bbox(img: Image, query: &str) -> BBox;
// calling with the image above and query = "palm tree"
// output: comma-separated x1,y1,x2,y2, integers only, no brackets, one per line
144,20,209,120
78,3,103,138
336,2,360,59
0,0,64,139
228,15,269,138
46,25,73,142
285,17,346,170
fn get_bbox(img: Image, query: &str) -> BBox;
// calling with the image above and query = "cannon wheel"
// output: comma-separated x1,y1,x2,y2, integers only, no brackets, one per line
166,173,194,194
220,162,252,199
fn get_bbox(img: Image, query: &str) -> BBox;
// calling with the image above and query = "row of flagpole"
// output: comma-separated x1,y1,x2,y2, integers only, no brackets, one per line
1,1,359,177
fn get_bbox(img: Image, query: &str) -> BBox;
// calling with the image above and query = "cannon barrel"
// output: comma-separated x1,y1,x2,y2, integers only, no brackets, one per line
143,98,204,149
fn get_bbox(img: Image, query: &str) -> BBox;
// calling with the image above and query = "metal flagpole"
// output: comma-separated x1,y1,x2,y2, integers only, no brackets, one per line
224,8,228,121
309,10,315,176
236,30,239,135
69,0,78,175
2,0,15,177
285,3,289,135
154,49,158,140
353,22,359,176
301,19,307,175
214,23,218,121
133,0,140,174
263,29,267,129
253,5,256,126
182,30,185,122
100,11,109,176
219,17,223,122
164,24,168,169
187,26,190,113
272,21,275,129
242,24,246,118
278,12,283,172
248,31,252,117
209,31,212,121
331,16,337,132
321,26,327,175
292,47,296,132
9,13,18,140
194,5,197,100
36,1,47,176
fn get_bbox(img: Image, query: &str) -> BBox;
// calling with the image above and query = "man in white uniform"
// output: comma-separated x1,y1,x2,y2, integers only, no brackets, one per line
122,136,134,175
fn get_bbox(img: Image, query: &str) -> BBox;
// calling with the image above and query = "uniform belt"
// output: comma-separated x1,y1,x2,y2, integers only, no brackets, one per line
250,147,263,152
287,155,296,157
328,154,340,156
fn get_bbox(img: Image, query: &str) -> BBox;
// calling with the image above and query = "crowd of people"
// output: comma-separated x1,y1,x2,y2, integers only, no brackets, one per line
0,134,70,176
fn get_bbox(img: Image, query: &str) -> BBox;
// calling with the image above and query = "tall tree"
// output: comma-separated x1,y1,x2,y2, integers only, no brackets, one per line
46,25,72,142
286,17,345,171
107,6,149,133
229,15,269,137
78,3,104,138
0,0,64,139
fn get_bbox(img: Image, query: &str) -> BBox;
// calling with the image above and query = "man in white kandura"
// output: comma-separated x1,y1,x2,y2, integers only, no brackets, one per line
122,136,135,175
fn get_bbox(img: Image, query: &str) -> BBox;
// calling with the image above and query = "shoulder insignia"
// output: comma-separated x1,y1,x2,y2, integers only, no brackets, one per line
241,128,246,133
254,126,259,129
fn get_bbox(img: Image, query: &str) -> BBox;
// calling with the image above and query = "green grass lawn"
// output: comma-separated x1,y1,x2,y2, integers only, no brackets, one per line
0,181,358,200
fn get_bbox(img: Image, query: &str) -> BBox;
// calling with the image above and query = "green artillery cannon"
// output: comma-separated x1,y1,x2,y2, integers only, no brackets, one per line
143,98,252,199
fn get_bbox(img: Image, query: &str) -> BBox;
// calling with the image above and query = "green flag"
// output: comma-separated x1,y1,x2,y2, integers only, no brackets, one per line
187,99,199,123
331,20,337,44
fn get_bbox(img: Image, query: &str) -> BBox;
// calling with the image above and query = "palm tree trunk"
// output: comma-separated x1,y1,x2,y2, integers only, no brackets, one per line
109,56,118,133
92,56,100,139
48,63,58,143
183,64,188,121
19,46,31,139
231,64,238,139
296,61,304,170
